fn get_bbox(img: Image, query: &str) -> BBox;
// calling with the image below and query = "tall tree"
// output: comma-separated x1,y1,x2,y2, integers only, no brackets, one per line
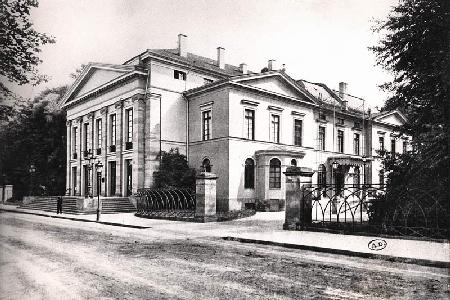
0,0,55,95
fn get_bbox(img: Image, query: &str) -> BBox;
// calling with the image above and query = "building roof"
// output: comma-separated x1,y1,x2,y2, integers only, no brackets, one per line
125,48,243,77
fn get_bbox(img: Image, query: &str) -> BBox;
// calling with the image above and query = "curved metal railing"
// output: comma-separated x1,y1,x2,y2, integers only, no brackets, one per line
135,188,196,214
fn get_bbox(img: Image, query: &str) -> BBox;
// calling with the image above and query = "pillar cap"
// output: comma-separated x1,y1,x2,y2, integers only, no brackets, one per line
284,166,314,177
196,172,218,180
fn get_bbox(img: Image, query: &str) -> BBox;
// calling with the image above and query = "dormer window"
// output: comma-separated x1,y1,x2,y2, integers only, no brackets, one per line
174,70,186,81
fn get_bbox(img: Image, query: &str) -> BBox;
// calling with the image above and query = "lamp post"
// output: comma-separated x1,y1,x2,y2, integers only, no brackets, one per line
95,160,103,222
29,164,36,196
331,161,339,213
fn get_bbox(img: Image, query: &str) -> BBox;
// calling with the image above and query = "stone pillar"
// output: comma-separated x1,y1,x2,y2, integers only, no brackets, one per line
76,117,82,196
0,186,4,203
132,94,145,192
66,120,72,195
115,100,124,196
100,107,108,196
195,172,218,222
283,166,314,230
4,185,13,202
145,93,161,188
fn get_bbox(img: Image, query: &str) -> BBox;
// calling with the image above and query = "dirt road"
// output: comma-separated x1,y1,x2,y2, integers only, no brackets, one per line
0,212,448,299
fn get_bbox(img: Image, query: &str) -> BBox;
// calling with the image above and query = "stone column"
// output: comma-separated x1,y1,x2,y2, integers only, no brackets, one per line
195,172,218,222
66,120,72,195
4,185,13,201
100,107,108,196
76,117,82,196
145,93,161,188
283,166,314,230
132,94,145,192
115,100,124,196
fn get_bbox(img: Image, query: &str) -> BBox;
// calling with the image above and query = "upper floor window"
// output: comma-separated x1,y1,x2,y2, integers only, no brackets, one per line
403,141,408,153
174,70,186,81
337,130,344,153
270,114,280,143
294,119,302,146
379,136,385,151
244,158,255,189
269,158,281,189
319,112,326,121
96,119,102,152
110,114,116,146
354,121,361,129
244,109,255,140
126,108,133,143
83,123,89,152
72,127,77,154
391,139,396,153
318,126,325,150
379,170,385,188
337,118,344,125
202,110,211,141
353,133,360,155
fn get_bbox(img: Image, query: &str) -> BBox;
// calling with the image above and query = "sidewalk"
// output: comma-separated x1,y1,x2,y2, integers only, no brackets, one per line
1,204,448,268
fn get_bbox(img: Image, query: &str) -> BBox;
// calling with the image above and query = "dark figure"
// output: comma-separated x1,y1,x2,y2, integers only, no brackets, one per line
57,196,63,214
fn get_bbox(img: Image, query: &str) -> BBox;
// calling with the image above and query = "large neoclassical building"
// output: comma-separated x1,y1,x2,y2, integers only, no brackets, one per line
61,34,408,211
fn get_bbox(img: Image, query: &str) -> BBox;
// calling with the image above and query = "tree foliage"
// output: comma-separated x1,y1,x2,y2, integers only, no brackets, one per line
0,96,66,199
0,0,55,94
371,0,450,190
153,148,196,189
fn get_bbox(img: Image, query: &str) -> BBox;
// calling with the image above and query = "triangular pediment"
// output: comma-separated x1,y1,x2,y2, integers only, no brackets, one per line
232,72,316,104
373,111,407,126
61,63,136,106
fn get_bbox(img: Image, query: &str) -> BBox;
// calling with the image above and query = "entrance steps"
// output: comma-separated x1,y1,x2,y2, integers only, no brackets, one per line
20,196,136,214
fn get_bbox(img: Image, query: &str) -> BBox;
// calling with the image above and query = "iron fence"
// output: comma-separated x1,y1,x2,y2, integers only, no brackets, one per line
299,184,448,239
135,188,196,216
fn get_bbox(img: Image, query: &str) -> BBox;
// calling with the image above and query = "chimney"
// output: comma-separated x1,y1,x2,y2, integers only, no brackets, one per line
239,63,248,74
268,59,278,71
217,47,225,69
281,64,286,72
178,34,187,57
339,82,348,110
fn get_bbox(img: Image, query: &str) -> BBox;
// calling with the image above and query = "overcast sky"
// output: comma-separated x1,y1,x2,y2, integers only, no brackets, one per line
9,0,396,109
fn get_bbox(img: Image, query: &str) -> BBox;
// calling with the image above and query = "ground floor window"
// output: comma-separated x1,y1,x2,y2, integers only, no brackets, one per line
109,161,116,196
269,158,281,189
125,160,132,196
244,158,255,189
318,164,326,188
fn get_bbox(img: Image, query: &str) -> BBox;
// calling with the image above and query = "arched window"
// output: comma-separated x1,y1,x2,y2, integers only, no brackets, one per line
318,164,326,188
244,158,255,189
290,159,297,167
353,166,360,188
269,158,281,189
202,158,211,172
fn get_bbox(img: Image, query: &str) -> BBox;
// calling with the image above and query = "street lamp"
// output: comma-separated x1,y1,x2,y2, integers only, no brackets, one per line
95,160,103,222
29,164,36,196
331,161,339,213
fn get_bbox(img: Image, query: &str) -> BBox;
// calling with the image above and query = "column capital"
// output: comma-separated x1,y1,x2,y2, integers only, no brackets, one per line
114,99,124,109
100,107,108,115
86,112,94,119
66,120,72,127
132,94,145,103
75,116,83,124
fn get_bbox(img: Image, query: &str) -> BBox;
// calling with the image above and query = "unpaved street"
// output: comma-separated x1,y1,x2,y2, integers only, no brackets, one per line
0,212,448,299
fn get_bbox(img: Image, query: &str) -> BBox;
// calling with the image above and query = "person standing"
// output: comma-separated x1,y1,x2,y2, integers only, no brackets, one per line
57,196,63,214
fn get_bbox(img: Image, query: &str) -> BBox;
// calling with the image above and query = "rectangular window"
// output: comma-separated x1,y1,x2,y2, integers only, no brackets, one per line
354,121,361,128
337,118,344,125
72,127,77,154
379,136,385,151
337,130,344,153
294,119,302,146
403,141,408,153
270,114,280,143
202,110,211,141
126,108,133,143
391,139,396,153
96,119,102,150
319,112,326,121
174,70,186,80
244,109,255,140
109,114,116,146
83,123,88,152
353,133,360,155
318,127,325,150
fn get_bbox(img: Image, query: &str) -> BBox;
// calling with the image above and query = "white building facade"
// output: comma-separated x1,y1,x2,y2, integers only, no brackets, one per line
61,34,409,211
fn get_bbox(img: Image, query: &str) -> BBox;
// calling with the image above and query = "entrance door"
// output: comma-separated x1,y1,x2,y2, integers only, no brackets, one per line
109,161,116,196
72,167,77,195
84,165,90,196
125,160,132,196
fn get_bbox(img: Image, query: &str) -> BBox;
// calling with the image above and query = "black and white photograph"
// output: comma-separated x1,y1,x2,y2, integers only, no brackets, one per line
0,0,449,299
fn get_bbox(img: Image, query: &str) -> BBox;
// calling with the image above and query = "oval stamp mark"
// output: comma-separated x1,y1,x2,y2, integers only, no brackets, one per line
368,239,387,251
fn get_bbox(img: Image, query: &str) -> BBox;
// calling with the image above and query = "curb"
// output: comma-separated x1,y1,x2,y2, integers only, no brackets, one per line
0,208,150,229
222,236,450,269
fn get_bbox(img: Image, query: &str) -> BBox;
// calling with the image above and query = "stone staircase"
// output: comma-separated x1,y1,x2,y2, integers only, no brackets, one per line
101,197,136,214
19,196,136,214
20,196,80,214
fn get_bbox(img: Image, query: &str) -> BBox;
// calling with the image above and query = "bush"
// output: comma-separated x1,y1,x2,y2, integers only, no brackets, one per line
153,148,196,189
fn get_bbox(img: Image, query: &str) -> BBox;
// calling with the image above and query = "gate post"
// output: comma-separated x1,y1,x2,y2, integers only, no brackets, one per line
283,167,314,230
195,172,218,222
